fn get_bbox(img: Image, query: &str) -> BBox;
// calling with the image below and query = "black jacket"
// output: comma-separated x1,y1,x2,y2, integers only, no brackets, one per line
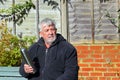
19,34,79,80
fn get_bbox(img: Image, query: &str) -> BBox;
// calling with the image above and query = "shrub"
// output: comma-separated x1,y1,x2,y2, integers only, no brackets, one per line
0,23,36,66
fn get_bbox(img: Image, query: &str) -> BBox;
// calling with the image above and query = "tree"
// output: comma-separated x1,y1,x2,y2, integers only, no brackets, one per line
0,0,35,25
0,0,61,24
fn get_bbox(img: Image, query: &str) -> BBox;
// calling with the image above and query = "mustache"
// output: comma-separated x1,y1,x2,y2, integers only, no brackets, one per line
48,34,56,38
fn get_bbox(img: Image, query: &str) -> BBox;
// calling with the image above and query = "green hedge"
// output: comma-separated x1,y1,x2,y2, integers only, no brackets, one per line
0,24,36,66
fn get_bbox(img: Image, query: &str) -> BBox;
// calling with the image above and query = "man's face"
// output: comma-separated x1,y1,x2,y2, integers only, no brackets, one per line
40,24,57,44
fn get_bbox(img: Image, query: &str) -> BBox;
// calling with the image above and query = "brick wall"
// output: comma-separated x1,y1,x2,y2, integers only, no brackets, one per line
75,44,120,80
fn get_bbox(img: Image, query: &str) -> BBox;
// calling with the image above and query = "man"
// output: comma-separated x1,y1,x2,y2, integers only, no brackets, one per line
19,18,79,80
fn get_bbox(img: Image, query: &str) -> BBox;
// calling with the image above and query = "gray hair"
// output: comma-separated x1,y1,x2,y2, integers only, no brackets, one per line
39,18,56,32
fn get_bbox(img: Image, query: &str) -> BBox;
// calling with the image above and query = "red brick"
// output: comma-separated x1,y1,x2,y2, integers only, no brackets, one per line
79,72,89,76
90,72,102,76
99,77,106,80
104,54,116,59
104,73,116,76
78,64,89,67
117,46,120,49
112,78,120,80
75,46,89,50
90,63,102,67
86,77,98,80
116,64,120,67
108,68,119,72
95,59,105,62
90,46,102,51
78,54,88,58
82,68,93,71
83,59,93,62
81,50,93,54
95,68,107,72
108,49,120,54
91,54,102,58
103,46,115,50
94,50,106,54
116,54,120,59
78,77,84,80
99,77,111,80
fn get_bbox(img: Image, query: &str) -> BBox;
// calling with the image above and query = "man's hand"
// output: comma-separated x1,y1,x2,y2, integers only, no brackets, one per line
24,64,34,74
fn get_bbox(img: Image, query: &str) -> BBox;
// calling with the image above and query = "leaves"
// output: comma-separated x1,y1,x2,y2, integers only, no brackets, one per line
0,23,36,66
105,9,120,33
43,0,59,9
0,0,7,4
0,0,35,25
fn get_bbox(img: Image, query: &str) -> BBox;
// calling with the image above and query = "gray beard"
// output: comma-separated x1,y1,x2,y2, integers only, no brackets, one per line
45,36,56,45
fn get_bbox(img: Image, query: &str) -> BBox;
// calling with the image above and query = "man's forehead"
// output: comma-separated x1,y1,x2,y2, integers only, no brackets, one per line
43,26,55,30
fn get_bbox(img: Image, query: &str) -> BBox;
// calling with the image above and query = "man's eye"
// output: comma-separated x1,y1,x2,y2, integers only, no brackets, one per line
44,29,49,32
51,29,56,31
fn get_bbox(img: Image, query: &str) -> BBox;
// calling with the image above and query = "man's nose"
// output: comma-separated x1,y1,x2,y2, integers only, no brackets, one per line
48,29,53,34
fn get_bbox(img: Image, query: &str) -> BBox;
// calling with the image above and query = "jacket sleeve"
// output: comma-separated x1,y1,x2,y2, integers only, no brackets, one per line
56,47,79,80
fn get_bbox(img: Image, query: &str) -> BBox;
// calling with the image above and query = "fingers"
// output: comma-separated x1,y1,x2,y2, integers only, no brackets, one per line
24,64,34,74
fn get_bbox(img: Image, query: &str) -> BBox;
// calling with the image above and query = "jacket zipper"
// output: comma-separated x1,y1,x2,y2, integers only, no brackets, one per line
42,48,48,79
45,49,48,66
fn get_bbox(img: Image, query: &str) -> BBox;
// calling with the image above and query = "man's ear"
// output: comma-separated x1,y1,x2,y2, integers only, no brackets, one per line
39,31,41,34
39,31,43,37
55,29,57,33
